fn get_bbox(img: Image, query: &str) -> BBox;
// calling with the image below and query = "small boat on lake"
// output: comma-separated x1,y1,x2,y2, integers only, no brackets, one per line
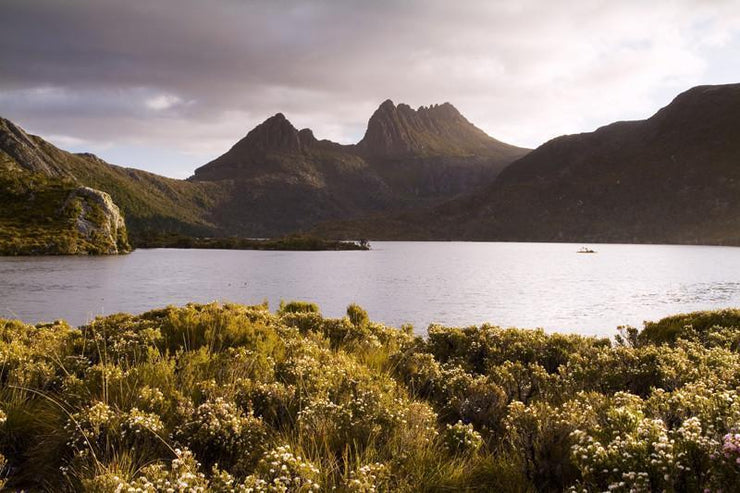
577,246,597,253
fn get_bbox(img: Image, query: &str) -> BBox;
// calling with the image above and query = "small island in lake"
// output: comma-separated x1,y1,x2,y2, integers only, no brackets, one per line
133,232,370,251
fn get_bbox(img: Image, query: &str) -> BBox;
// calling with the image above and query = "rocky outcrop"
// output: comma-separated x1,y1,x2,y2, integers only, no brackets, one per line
0,153,132,255
0,117,221,244
64,187,131,254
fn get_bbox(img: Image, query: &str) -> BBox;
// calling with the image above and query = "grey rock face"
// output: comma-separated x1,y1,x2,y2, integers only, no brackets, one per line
65,186,130,254
0,117,67,177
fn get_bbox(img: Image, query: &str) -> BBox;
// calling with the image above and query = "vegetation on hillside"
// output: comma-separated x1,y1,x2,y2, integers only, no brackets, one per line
1,303,739,491
0,155,130,255
0,115,223,239
41,148,223,237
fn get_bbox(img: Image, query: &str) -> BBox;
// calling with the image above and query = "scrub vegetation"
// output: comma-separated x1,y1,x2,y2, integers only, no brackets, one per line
0,304,739,491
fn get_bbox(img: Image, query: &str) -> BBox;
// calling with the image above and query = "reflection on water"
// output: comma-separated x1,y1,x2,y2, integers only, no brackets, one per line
1,242,739,337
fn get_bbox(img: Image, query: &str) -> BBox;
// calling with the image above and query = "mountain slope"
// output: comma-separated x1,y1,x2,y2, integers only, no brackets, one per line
0,118,221,239
0,148,130,254
327,84,740,244
191,101,528,236
457,83,740,244
192,113,395,236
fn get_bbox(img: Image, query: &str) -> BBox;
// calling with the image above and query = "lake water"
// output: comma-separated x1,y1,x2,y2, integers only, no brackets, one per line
1,242,739,337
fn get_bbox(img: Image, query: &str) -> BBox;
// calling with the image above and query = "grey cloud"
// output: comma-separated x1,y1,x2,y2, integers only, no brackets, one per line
1,0,738,176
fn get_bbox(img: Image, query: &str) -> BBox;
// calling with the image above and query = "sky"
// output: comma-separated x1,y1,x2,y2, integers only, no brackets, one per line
1,0,739,179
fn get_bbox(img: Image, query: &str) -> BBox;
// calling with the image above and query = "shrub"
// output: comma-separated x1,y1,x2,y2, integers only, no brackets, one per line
278,300,320,315
2,304,740,491
444,421,483,455
347,303,370,328
174,397,268,472
639,309,740,346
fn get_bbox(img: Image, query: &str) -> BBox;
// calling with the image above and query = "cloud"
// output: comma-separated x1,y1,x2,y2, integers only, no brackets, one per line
1,0,739,177
145,94,183,111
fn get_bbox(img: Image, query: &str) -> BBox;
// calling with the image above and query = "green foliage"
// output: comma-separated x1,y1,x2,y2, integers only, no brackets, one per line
1,305,740,491
278,300,320,315
0,157,130,255
347,303,370,328
639,308,740,346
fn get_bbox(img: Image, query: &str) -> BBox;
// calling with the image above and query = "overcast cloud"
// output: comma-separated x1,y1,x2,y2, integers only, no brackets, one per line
1,0,739,178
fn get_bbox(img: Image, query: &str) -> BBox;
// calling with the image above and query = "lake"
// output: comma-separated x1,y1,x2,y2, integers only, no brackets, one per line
1,242,739,337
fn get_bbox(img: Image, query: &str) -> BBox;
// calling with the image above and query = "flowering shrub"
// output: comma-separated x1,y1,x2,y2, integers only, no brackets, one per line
569,391,740,491
243,445,322,492
84,448,209,492
175,397,267,472
344,462,390,492
444,421,483,455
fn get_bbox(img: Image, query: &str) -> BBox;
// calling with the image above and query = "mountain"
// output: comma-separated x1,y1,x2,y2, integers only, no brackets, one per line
5,84,739,247
191,101,528,236
323,83,740,245
191,113,396,236
0,117,221,243
1,100,525,244
355,100,528,199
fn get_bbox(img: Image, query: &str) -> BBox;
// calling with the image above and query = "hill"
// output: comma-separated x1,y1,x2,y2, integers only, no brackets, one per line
191,101,528,236
324,84,740,244
0,149,130,254
0,117,222,243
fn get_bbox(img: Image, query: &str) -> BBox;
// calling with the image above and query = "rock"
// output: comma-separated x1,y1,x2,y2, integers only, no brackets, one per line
65,186,131,254
0,117,67,177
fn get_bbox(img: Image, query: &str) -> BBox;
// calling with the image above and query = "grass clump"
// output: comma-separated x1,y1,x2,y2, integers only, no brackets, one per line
1,304,740,491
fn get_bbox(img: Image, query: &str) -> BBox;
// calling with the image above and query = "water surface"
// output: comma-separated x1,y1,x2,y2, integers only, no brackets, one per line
1,242,739,337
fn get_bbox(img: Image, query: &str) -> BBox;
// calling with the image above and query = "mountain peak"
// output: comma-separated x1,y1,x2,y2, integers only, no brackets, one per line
192,99,528,182
378,99,395,111
191,113,319,180
429,101,461,116
232,113,302,154
268,112,288,122
357,99,518,158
